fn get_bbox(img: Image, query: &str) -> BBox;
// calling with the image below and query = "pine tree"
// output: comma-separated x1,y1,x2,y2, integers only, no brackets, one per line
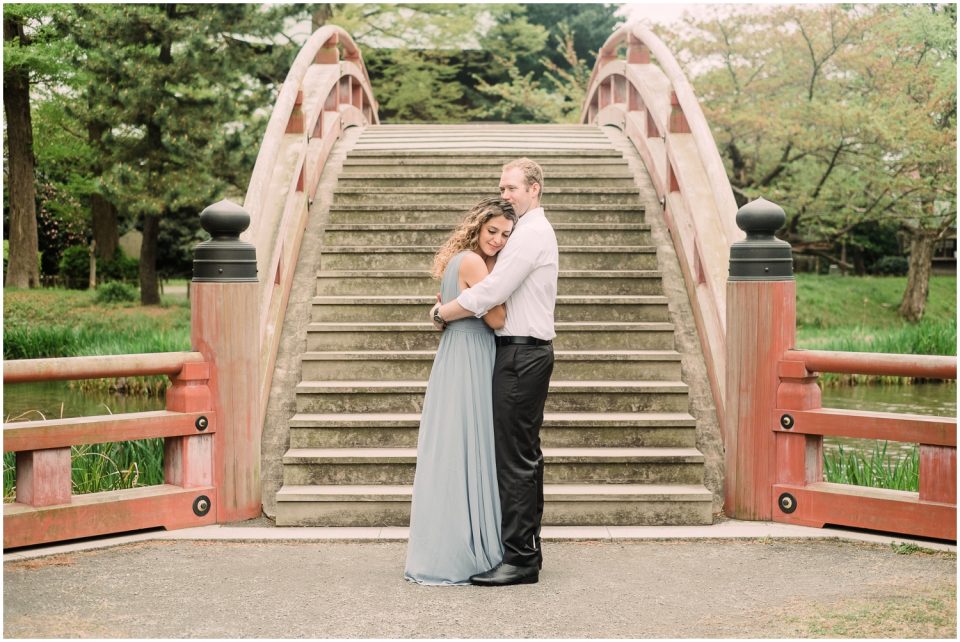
62,4,303,304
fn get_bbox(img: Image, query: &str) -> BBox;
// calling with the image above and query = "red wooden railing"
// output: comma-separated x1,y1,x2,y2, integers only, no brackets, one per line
581,24,743,439
773,351,956,540
724,199,956,540
4,353,218,548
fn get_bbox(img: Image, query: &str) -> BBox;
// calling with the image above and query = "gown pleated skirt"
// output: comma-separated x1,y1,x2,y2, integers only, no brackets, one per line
404,252,503,585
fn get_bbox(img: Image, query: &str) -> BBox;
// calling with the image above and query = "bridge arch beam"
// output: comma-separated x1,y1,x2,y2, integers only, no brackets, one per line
582,24,743,431
242,26,379,424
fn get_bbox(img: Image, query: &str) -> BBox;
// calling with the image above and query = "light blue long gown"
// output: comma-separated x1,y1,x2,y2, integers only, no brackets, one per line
404,251,503,585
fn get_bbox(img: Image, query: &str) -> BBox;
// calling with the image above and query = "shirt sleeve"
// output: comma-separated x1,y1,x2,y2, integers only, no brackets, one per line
457,230,538,316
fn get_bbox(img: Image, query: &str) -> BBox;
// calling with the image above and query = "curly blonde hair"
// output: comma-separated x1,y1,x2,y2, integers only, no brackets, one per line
432,198,517,279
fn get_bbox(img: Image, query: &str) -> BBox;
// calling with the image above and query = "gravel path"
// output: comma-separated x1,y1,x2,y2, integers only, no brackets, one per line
4,538,955,638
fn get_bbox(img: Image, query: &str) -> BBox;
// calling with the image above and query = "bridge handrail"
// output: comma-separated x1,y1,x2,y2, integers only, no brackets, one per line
241,24,379,427
3,352,206,383
587,25,740,238
771,351,956,540
3,352,217,548
783,349,957,379
581,23,742,432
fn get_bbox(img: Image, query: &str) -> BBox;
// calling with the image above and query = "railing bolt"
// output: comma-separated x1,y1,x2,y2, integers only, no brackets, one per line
779,414,794,429
778,492,797,514
195,415,209,431
193,495,212,517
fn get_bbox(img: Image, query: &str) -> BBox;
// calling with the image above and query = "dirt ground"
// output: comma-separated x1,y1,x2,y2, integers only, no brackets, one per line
4,538,955,638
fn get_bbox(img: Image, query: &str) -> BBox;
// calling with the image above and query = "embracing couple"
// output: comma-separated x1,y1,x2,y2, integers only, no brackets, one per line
404,158,558,587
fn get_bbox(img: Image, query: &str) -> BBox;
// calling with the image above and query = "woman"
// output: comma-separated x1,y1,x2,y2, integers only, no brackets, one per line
404,197,517,585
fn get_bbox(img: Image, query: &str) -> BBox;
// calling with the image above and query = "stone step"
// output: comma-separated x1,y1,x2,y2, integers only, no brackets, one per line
319,246,659,271
322,223,651,247
332,187,641,206
353,132,612,143
301,350,682,382
335,173,637,188
341,159,633,175
305,322,677,352
345,148,624,159
274,483,714,527
310,295,670,323
315,270,664,296
327,204,644,224
288,412,698,449
294,380,690,414
281,447,705,485
350,140,615,152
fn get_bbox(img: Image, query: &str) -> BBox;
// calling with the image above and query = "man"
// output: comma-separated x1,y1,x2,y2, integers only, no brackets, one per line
430,158,558,586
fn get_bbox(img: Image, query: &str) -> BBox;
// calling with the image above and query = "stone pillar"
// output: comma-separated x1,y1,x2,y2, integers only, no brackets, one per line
191,200,261,522
724,198,794,520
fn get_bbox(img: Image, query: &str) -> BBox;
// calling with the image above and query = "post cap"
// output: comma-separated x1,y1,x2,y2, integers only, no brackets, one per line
192,200,258,283
728,197,793,281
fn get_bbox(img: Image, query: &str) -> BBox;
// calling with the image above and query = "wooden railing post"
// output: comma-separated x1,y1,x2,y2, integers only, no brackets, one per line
191,200,261,522
165,361,214,491
16,448,71,507
724,198,795,520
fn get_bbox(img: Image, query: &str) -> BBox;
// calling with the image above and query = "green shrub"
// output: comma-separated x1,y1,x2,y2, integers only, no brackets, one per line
99,250,139,283
94,281,137,304
870,256,909,276
58,244,91,289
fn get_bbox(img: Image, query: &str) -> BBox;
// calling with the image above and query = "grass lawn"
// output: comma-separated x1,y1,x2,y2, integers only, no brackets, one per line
3,286,191,359
795,274,956,355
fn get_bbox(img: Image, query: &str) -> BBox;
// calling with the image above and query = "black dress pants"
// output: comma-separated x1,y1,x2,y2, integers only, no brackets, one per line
492,343,554,567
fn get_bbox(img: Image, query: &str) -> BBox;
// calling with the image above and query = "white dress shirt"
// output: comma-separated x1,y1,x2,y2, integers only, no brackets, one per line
457,206,559,340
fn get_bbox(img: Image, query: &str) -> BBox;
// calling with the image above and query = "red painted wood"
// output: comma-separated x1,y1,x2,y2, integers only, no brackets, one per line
627,35,649,64
771,408,955,447
668,91,691,134
191,281,261,523
725,280,796,520
646,110,659,139
165,434,214,488
3,411,215,452
314,35,338,64
920,446,957,504
3,485,217,549
4,352,204,384
166,362,212,413
773,482,956,540
16,448,72,507
285,91,304,134
785,349,956,379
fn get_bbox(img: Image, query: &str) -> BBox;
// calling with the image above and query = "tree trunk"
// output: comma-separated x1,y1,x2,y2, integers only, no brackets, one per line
139,213,160,305
88,122,119,260
312,4,333,30
3,15,40,289
898,230,936,322
88,241,97,289
90,193,119,260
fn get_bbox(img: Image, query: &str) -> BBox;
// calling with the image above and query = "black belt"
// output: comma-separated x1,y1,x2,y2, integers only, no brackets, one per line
495,335,552,347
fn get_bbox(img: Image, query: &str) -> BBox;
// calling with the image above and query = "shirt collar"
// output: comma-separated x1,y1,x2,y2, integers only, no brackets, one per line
517,206,544,226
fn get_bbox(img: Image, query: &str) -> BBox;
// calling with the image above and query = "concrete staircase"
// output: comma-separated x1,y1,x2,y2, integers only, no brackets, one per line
275,124,714,526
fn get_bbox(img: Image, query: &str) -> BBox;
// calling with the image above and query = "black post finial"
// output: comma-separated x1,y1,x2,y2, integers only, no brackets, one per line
728,197,793,281
192,200,258,282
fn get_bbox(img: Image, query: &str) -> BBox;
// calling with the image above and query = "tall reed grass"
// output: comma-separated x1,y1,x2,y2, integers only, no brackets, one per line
822,442,919,491
3,438,165,502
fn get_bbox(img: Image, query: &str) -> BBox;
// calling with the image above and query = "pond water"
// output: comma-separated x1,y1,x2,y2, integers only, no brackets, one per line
820,382,956,457
3,380,164,422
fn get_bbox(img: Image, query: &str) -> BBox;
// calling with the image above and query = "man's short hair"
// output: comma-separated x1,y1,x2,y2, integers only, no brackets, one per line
503,158,544,193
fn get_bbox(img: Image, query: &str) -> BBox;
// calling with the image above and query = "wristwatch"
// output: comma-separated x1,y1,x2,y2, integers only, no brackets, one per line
432,306,446,327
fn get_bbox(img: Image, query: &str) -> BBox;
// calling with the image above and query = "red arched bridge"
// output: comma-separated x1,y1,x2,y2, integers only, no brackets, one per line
4,26,956,548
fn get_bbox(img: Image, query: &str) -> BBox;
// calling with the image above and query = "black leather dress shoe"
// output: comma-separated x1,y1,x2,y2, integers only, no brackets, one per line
469,562,539,586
